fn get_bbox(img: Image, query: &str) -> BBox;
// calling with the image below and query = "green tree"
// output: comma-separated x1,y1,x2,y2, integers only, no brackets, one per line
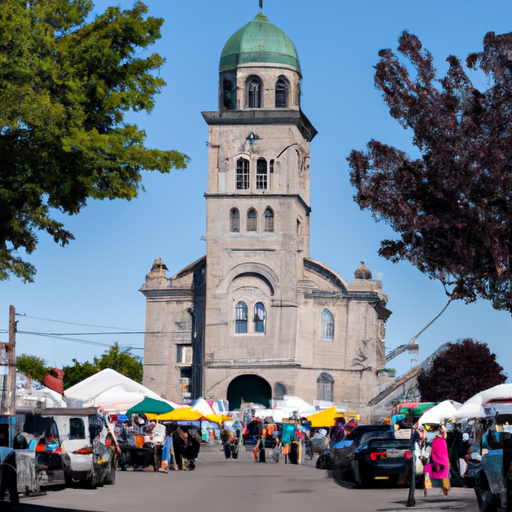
417,338,507,403
62,358,99,389
94,342,143,382
0,0,189,282
63,342,142,388
16,353,50,383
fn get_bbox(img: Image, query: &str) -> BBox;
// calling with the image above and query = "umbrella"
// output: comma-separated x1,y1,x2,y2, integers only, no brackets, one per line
418,400,461,426
126,396,175,416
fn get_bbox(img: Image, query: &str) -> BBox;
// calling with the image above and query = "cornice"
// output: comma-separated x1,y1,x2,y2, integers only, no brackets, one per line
202,109,317,142
204,193,311,215
139,288,194,300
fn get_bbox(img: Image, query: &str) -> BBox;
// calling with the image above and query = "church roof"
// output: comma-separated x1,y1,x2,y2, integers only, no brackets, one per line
219,13,302,76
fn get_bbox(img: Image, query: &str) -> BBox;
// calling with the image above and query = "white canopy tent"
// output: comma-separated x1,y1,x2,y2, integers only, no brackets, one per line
418,400,461,426
453,383,512,420
64,369,181,413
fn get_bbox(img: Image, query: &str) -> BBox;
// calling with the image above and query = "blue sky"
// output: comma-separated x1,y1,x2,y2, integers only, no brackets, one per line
1,0,511,383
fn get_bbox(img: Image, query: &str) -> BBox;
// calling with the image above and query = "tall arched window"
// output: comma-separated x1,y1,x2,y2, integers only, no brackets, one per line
275,78,288,107
254,302,266,333
236,158,249,190
223,78,234,109
235,301,248,333
264,208,274,232
256,158,268,190
247,77,261,108
321,309,334,341
317,372,334,402
247,209,257,231
230,208,240,232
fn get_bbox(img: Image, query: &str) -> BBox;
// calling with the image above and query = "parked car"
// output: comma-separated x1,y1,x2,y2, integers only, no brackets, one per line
352,436,412,487
16,407,118,489
316,424,391,476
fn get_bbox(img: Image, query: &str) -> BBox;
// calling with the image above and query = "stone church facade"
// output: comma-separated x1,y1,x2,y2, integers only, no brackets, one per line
140,12,393,414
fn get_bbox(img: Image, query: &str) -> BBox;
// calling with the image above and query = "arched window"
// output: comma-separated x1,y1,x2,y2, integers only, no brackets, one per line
236,158,249,190
230,208,240,232
317,372,334,402
223,78,234,110
275,78,288,107
321,309,334,341
247,77,261,108
264,208,274,232
254,302,266,333
256,158,268,190
235,301,248,333
247,209,257,231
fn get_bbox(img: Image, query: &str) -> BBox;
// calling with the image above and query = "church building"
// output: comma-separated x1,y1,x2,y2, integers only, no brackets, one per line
140,12,393,414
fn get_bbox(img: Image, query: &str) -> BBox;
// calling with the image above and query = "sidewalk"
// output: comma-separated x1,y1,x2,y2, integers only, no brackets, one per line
375,488,480,511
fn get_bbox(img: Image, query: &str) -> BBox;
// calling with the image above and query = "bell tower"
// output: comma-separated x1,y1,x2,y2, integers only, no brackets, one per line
201,12,317,398
142,11,392,412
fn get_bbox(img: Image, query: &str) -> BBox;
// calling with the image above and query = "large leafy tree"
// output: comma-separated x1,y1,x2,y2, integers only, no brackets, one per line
0,0,189,282
417,338,506,403
348,30,512,312
63,342,142,388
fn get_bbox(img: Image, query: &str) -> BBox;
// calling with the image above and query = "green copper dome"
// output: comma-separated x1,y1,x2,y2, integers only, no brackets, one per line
219,13,301,76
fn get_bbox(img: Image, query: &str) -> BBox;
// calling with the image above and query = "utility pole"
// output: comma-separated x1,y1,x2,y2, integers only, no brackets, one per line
7,305,16,447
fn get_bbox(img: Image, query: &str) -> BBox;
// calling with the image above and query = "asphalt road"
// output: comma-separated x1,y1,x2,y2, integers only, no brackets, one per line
11,444,480,512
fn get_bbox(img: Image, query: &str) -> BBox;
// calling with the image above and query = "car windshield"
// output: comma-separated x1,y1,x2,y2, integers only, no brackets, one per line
346,426,389,441
359,430,395,444
367,438,411,450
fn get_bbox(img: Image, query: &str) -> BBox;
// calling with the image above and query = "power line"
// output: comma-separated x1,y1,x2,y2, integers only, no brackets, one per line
16,330,183,336
15,314,140,332
18,331,147,336
15,331,144,351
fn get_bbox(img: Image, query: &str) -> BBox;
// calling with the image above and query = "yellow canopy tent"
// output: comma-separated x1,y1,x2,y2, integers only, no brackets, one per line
146,407,203,422
146,400,224,424
306,407,339,428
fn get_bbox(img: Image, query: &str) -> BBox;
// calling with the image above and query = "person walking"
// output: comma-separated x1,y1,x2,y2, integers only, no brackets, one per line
424,426,450,496
221,427,233,461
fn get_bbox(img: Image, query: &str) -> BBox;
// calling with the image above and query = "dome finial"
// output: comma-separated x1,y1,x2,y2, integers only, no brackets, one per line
259,0,263,10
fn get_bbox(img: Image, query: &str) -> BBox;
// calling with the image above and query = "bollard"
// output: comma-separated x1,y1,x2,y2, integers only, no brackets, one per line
406,436,416,507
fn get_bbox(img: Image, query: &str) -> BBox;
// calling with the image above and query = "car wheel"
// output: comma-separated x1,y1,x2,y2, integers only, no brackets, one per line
86,476,97,490
104,460,116,485
86,468,98,490
64,471,74,487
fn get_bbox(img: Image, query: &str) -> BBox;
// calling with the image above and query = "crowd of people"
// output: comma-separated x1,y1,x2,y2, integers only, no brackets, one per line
220,412,357,465
111,410,362,473
114,415,201,472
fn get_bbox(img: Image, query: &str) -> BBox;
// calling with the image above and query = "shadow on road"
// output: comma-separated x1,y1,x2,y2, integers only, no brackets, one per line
10,506,108,512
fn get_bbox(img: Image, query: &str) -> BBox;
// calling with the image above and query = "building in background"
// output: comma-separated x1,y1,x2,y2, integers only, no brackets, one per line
140,12,393,414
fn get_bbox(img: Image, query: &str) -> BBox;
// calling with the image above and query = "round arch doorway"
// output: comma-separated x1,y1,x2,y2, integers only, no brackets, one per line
227,374,272,410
